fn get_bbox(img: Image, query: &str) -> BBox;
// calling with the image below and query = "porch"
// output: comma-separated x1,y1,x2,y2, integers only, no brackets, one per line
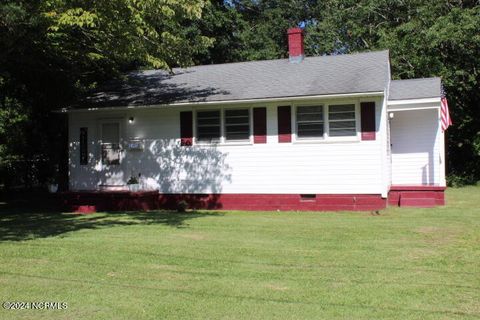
388,185,446,208
387,82,446,208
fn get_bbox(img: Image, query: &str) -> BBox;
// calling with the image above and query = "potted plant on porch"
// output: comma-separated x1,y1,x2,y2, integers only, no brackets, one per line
46,165,60,193
126,175,140,192
47,177,59,193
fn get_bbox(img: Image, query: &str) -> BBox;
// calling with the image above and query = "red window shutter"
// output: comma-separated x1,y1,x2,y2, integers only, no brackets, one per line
180,111,193,146
277,106,292,143
253,107,267,143
360,102,376,141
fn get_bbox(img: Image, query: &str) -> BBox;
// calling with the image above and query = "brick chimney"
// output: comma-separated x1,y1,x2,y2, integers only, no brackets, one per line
287,27,304,63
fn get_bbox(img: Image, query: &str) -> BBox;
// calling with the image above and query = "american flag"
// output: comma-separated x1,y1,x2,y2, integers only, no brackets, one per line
441,84,452,131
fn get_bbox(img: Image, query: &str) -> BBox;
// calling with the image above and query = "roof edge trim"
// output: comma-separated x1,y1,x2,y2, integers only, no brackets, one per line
58,91,385,113
387,97,441,105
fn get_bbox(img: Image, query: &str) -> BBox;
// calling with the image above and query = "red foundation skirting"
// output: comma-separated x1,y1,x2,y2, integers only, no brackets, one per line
62,187,445,212
62,192,387,212
159,194,386,211
61,191,160,212
388,185,446,207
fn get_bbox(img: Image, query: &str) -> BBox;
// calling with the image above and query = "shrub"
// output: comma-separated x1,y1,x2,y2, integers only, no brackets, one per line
447,174,478,187
126,176,139,185
176,200,188,213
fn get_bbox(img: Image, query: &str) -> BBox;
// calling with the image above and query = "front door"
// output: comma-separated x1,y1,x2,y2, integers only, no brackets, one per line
99,120,124,188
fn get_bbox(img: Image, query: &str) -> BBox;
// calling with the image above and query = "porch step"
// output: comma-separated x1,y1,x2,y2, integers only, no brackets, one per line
399,191,439,199
399,197,436,208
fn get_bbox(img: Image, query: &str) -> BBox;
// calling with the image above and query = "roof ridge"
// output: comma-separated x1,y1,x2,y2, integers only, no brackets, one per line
174,57,289,69
305,49,389,59
140,49,390,73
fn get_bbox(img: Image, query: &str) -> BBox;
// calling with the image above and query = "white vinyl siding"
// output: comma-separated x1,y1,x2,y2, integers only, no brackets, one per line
68,97,386,194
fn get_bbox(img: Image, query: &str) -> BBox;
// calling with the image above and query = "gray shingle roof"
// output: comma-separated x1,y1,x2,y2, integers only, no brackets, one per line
73,50,390,109
389,78,441,100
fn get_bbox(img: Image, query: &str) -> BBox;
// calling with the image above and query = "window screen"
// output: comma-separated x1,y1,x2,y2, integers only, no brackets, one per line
328,104,356,137
197,110,221,142
296,106,324,138
225,109,250,141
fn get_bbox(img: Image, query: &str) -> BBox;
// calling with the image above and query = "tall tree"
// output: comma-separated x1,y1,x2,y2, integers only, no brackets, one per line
0,0,212,188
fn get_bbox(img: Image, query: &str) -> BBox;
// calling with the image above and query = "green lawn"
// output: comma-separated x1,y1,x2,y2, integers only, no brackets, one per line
0,187,479,320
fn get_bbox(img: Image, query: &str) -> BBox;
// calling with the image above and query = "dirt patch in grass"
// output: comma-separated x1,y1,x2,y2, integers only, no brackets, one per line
415,226,458,246
407,248,438,260
402,226,461,260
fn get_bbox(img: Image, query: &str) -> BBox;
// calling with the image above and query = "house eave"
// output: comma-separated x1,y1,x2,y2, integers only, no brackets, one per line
57,91,385,113
387,97,440,105
387,97,441,111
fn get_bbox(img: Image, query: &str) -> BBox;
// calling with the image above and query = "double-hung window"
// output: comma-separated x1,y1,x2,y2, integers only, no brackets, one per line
197,110,221,143
296,103,357,140
196,108,251,143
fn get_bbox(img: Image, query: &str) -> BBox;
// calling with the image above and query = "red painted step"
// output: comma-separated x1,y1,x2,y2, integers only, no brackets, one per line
400,197,436,208
399,192,440,199
73,205,97,214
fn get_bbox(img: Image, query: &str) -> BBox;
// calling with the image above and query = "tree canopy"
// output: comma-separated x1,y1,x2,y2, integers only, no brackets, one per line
1,0,479,188
0,0,212,187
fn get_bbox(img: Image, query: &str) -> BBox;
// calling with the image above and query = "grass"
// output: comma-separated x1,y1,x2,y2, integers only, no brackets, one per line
0,186,479,319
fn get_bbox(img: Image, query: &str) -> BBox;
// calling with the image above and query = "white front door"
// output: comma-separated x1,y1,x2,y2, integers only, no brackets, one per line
99,120,125,188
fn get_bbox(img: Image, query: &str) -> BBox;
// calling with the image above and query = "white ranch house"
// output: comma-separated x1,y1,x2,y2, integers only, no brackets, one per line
62,28,446,211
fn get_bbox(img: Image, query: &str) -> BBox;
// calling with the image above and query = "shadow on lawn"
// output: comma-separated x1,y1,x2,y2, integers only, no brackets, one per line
0,200,222,242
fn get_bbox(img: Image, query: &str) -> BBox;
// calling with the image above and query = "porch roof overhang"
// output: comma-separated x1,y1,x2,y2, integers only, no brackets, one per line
387,97,441,112
387,77,442,112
